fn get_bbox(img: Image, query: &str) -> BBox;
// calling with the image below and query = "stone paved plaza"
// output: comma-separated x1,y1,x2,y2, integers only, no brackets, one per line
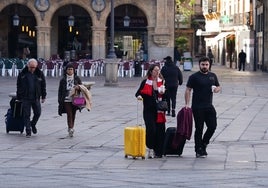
0,62,268,187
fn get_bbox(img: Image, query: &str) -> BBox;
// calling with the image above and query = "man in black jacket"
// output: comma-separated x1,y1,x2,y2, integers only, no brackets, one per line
161,56,183,117
238,49,246,71
17,58,47,137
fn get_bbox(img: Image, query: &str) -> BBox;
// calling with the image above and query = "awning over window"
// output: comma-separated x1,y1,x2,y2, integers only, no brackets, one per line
213,32,234,41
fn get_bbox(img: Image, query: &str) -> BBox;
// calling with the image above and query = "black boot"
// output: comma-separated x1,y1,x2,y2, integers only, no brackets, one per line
172,109,175,117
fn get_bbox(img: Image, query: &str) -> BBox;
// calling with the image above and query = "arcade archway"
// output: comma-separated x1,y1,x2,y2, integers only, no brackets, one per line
0,4,37,58
106,4,148,60
51,4,92,60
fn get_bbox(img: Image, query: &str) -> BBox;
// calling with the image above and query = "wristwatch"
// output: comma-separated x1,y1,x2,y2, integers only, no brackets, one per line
91,0,106,12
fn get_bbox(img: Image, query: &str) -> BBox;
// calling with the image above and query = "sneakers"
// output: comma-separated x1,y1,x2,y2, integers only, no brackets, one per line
196,147,207,158
154,155,163,158
26,129,31,138
147,149,154,159
31,125,37,134
202,144,208,156
166,111,170,116
68,128,74,137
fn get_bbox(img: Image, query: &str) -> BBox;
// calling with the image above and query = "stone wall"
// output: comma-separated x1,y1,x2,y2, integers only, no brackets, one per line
0,0,174,60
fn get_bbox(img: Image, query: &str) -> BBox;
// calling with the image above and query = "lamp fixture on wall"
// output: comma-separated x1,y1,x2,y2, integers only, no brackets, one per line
123,5,130,27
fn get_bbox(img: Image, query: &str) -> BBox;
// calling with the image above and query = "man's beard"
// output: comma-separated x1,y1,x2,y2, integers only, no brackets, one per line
200,67,209,73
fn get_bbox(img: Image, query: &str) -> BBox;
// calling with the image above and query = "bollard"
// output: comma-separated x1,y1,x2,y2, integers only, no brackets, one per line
104,58,120,87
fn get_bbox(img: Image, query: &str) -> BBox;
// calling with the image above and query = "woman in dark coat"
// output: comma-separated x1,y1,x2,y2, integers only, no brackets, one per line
135,64,166,158
58,63,82,137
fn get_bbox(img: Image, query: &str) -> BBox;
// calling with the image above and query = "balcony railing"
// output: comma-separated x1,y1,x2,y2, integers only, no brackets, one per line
220,11,252,27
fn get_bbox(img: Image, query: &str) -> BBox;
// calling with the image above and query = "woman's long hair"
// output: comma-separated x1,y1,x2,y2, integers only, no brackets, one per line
146,64,164,80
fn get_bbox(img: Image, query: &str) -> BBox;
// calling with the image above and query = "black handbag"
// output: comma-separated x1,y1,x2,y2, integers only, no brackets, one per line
153,86,168,111
156,100,168,111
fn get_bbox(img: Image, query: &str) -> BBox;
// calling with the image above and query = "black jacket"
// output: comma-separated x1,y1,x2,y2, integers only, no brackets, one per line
161,60,183,87
58,73,82,115
16,66,47,101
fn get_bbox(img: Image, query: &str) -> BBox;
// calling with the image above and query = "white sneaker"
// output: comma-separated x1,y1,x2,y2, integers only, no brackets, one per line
69,128,74,137
147,149,154,159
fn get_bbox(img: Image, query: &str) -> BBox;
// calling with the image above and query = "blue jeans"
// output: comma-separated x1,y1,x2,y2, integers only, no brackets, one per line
22,99,41,132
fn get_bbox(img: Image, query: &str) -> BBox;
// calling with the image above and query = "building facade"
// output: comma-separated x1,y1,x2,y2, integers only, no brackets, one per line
256,0,266,71
0,0,175,61
200,0,255,70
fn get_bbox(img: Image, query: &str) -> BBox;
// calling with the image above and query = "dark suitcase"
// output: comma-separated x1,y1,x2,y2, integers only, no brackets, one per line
163,127,186,156
5,98,24,134
5,108,24,134
10,98,23,118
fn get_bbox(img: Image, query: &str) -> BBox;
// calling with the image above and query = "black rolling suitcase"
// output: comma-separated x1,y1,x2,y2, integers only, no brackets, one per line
163,127,186,156
5,98,24,134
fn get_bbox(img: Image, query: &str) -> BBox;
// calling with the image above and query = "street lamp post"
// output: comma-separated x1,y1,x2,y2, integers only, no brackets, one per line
104,0,119,87
196,29,202,55
107,0,116,58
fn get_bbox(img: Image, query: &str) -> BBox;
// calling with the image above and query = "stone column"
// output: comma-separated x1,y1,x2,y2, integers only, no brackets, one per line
147,26,156,60
153,0,171,45
104,58,120,87
263,1,268,71
150,0,174,59
36,26,51,60
91,26,106,59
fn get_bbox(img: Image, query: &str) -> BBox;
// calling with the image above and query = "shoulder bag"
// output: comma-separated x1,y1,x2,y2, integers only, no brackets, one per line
72,90,86,107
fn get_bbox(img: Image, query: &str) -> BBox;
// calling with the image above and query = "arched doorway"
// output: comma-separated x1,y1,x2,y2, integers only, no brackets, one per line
106,4,148,60
51,4,92,60
0,4,37,58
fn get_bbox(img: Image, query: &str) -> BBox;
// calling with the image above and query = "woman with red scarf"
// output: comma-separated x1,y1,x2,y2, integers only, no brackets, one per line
135,64,166,158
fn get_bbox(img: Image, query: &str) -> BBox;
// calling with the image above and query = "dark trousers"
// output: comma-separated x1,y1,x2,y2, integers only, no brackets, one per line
143,109,157,149
192,107,217,152
209,59,213,71
64,102,77,129
166,86,178,112
22,99,41,132
239,61,245,71
154,123,166,156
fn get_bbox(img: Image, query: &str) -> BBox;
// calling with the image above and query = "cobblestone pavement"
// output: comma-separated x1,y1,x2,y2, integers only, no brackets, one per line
0,62,268,187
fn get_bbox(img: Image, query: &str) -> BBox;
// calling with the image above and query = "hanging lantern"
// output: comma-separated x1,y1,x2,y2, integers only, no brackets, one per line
123,15,130,27
13,14,19,26
68,15,75,27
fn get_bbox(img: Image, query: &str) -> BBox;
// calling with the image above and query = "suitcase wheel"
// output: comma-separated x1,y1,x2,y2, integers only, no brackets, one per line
124,155,128,158
142,157,145,160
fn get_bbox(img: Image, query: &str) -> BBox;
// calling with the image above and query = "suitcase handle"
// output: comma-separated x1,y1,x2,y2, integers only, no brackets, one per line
137,100,143,126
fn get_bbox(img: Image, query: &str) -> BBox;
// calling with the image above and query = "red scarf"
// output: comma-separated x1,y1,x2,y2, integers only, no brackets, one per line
140,77,166,123
140,77,163,96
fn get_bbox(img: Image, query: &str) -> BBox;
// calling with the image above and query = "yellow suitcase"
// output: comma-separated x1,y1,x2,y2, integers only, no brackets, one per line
124,125,146,159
